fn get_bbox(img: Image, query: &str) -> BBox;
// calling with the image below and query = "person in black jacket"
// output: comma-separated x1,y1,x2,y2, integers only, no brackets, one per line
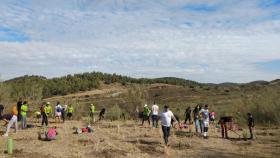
17,98,23,121
247,113,255,139
99,108,106,121
184,106,192,124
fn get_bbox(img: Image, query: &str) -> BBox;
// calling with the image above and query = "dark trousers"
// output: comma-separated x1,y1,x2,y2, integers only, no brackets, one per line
184,115,191,124
142,115,150,125
99,114,105,121
162,126,171,145
221,122,228,138
204,127,209,132
199,120,203,133
151,115,158,128
41,112,48,126
62,111,66,123
18,113,22,122
249,126,253,139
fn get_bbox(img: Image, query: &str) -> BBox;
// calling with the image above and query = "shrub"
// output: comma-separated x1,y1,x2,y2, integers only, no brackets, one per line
106,104,122,121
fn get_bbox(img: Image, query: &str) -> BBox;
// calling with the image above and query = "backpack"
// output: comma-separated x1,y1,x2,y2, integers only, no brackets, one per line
56,106,62,113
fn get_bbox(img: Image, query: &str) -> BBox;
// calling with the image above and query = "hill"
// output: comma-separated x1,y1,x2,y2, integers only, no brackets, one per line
0,72,280,125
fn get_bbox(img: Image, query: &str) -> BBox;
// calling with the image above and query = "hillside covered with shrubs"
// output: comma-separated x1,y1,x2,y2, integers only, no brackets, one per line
1,72,202,100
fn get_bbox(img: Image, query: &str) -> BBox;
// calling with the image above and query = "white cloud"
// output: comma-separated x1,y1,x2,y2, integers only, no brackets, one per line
0,0,280,83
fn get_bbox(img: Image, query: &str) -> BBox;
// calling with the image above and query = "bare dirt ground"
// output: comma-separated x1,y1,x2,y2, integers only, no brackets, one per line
0,120,279,158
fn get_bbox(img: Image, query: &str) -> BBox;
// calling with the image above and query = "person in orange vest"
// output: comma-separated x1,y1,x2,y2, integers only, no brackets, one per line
2,105,18,137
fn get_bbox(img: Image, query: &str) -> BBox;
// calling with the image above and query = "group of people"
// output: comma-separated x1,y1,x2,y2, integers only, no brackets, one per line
1,98,255,144
0,104,18,137
218,113,255,140
140,102,255,144
89,104,106,122
140,102,178,145
0,100,107,140
40,101,75,126
141,103,212,139
0,99,31,137
0,99,74,137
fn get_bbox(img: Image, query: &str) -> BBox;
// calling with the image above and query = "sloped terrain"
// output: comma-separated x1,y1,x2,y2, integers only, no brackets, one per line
0,120,279,158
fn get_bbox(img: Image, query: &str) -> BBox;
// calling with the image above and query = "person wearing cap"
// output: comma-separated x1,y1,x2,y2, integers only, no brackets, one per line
2,105,18,137
142,104,151,126
90,104,96,122
41,102,51,127
199,104,210,139
158,105,178,145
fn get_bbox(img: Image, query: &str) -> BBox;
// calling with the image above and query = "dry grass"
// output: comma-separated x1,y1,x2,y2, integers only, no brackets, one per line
0,119,279,158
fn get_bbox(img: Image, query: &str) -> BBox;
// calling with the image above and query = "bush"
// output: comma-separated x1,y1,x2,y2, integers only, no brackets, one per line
106,104,122,121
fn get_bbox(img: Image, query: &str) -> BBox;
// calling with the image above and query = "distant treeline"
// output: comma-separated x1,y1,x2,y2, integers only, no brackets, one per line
3,72,202,99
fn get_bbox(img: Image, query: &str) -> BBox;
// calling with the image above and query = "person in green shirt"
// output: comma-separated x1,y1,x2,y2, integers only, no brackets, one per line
21,101,28,129
90,104,96,122
67,104,74,120
142,104,151,126
45,103,53,117
40,102,52,127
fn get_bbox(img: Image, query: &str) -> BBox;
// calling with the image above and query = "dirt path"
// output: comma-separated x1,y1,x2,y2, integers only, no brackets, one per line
0,120,279,158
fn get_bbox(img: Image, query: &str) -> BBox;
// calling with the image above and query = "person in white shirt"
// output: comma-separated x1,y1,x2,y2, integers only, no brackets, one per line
199,104,210,139
55,102,62,123
158,105,178,145
151,101,159,128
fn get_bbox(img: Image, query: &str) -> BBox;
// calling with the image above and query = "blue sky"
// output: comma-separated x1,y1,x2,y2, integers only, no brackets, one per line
257,60,280,72
0,0,280,83
0,26,29,42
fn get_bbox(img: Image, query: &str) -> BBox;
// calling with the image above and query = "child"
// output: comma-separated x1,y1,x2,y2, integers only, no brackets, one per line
209,111,216,124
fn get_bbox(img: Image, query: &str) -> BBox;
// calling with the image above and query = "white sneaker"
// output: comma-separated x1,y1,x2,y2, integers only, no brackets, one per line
2,133,8,137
